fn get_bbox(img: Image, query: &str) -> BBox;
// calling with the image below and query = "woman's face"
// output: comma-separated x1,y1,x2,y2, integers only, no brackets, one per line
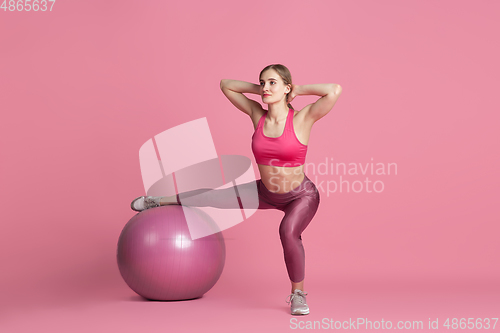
259,69,290,105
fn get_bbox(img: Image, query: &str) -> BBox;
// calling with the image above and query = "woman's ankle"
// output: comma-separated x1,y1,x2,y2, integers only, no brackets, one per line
160,195,177,206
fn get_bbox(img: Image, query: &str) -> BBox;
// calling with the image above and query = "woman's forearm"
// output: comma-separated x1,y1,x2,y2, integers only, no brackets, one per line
295,83,341,97
220,79,261,95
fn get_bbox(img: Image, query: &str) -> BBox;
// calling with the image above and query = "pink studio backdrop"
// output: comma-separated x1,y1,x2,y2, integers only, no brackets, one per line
1,1,499,332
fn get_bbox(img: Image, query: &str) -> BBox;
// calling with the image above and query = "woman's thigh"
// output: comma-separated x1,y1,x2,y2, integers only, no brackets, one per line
177,179,276,210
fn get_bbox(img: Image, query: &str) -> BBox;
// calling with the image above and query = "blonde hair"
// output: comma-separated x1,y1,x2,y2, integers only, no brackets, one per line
259,64,294,110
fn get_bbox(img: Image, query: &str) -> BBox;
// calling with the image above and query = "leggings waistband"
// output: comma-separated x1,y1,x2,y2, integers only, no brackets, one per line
259,174,316,201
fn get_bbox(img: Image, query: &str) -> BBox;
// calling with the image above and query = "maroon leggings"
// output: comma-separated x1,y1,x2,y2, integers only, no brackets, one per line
175,174,320,282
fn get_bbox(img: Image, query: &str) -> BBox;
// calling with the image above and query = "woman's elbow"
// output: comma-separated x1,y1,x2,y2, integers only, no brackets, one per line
333,84,342,95
221,79,235,89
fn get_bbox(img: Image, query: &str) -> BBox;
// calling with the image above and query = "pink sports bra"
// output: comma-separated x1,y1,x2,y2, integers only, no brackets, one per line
251,109,308,167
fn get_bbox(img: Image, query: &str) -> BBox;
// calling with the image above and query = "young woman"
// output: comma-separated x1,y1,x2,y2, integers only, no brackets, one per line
131,64,342,315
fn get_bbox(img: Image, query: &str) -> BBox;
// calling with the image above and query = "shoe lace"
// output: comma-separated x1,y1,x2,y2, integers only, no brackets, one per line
144,196,160,209
285,290,308,304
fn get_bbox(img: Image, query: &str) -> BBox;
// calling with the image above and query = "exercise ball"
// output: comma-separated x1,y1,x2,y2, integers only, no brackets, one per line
117,205,226,300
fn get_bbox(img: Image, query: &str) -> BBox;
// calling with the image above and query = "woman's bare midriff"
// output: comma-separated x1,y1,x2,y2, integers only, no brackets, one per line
258,164,305,193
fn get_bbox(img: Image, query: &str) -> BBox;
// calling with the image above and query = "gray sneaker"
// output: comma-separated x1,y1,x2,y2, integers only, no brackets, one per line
286,289,310,315
131,196,161,212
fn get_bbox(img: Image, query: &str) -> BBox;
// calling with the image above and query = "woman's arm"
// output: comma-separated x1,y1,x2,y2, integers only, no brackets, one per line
220,79,263,116
290,83,342,123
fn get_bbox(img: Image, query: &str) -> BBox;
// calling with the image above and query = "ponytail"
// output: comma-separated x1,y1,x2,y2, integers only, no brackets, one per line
286,90,294,110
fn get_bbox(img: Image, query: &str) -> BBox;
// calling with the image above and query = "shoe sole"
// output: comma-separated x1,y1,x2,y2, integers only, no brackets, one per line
130,196,145,212
292,310,310,315
292,307,310,315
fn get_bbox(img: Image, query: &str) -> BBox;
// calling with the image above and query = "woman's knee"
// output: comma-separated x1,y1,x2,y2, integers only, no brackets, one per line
279,225,302,244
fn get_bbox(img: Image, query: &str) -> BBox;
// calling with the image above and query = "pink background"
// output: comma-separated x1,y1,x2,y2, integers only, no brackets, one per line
1,1,498,332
